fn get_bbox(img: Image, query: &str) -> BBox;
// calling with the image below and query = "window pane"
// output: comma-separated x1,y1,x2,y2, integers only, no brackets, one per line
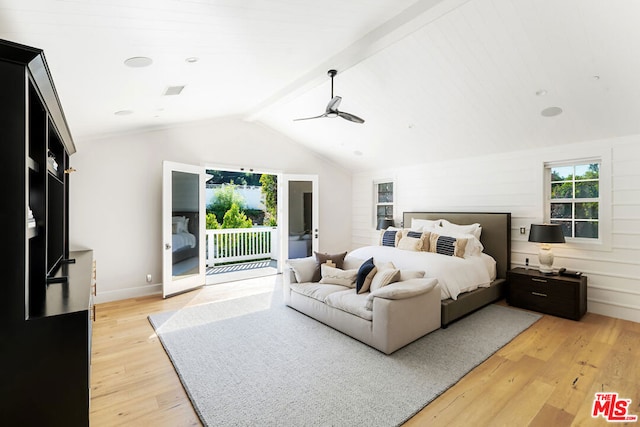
551,166,573,181
575,202,599,219
377,206,386,216
551,182,573,199
575,181,599,198
575,163,599,180
384,206,393,216
575,221,598,238
551,220,572,238
378,192,393,203
551,203,572,219
378,183,392,193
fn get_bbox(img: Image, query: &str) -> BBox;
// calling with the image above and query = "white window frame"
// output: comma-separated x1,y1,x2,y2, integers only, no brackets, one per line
543,153,611,251
373,180,395,228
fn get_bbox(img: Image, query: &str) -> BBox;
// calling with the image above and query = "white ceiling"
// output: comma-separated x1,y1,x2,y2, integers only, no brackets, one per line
3,0,640,171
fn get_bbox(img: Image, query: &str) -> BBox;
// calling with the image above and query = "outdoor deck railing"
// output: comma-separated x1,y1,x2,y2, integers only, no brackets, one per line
206,227,277,266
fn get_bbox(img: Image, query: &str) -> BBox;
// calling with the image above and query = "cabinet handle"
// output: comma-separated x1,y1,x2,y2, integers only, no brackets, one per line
531,291,548,297
532,278,547,283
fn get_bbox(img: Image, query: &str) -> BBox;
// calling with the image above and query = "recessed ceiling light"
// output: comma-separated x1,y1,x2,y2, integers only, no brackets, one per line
185,57,199,63
535,89,547,96
114,110,133,116
593,75,600,80
124,56,153,68
353,150,363,156
541,106,563,117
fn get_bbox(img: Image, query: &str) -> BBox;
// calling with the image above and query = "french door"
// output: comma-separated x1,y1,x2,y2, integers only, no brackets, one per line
162,161,207,298
280,174,319,262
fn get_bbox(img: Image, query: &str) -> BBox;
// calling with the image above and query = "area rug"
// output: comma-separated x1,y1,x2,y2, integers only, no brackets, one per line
148,292,540,427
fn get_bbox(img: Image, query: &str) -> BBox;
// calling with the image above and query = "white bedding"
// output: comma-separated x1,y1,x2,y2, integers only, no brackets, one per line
347,245,496,301
172,231,196,251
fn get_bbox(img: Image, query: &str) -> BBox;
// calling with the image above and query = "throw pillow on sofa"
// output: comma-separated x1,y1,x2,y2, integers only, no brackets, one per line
356,257,377,294
314,251,348,282
319,264,358,287
286,256,318,283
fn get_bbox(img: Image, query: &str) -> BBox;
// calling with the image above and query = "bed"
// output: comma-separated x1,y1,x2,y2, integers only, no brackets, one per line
171,211,199,264
349,212,511,327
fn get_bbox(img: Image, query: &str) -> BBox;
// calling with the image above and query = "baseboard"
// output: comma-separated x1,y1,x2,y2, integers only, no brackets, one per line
94,284,162,304
588,298,640,323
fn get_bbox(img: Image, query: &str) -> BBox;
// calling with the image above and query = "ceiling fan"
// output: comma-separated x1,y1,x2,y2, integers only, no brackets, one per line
294,69,365,124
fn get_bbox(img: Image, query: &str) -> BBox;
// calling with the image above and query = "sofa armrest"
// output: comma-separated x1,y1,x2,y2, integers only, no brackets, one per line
367,278,438,306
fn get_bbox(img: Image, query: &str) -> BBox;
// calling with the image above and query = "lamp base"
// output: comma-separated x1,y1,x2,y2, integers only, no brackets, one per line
538,245,555,274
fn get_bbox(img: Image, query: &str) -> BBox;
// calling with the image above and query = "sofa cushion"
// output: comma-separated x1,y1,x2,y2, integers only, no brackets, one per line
319,265,358,287
286,256,317,283
356,257,377,294
324,289,373,321
289,282,350,302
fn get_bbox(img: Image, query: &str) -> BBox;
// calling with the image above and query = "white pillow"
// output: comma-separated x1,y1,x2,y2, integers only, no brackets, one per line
343,256,366,271
439,219,482,240
397,236,422,251
411,219,440,230
399,270,426,281
319,265,358,287
286,256,318,283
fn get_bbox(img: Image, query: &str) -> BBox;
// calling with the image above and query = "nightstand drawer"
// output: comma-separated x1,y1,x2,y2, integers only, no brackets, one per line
507,268,587,320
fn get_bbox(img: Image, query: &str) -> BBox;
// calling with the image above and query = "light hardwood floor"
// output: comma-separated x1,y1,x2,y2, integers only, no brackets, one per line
90,274,640,427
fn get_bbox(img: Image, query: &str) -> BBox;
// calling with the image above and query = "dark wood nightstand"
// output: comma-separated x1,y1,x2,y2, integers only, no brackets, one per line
507,267,587,320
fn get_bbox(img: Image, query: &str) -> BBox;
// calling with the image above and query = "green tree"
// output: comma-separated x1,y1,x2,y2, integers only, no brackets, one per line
221,203,253,229
207,183,246,222
206,212,221,230
260,174,277,226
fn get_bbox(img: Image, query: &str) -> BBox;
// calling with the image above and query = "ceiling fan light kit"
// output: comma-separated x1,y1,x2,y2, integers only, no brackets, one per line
294,69,365,124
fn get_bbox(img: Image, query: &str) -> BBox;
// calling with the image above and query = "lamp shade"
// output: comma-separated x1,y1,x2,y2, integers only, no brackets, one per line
528,224,565,244
377,218,394,230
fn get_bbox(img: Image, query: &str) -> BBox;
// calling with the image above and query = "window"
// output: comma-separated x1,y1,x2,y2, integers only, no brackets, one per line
375,181,394,226
547,161,600,240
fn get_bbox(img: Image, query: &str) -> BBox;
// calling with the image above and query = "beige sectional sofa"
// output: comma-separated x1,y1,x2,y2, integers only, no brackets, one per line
283,255,441,354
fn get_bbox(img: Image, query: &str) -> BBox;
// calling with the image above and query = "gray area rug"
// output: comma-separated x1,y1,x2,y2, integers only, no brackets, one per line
148,291,540,426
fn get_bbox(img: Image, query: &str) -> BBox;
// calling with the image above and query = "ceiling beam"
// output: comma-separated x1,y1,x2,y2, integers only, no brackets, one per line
245,0,472,122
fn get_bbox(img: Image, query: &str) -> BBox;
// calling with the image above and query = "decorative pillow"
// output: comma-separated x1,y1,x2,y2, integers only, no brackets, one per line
356,257,377,294
429,233,468,258
439,219,482,240
399,270,426,281
286,256,318,283
380,229,400,247
369,268,400,292
411,218,440,230
319,265,358,287
397,236,422,251
314,251,347,281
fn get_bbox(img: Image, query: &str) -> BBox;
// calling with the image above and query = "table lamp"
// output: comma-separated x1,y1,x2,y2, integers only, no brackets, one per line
528,224,565,274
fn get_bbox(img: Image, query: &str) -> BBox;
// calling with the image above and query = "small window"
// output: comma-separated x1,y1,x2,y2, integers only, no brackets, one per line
375,181,394,226
547,161,600,240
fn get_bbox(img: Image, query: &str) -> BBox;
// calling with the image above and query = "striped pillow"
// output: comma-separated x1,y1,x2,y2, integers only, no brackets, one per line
381,229,399,247
429,233,468,258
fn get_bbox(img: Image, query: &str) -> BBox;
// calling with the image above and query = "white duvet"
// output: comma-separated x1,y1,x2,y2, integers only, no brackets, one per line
347,246,496,301
172,231,196,251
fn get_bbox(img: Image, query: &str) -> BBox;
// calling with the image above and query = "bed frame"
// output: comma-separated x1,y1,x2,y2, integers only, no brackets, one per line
402,212,512,327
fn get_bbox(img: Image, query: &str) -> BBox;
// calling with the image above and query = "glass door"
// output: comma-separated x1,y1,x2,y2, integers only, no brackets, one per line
162,161,207,298
280,174,319,262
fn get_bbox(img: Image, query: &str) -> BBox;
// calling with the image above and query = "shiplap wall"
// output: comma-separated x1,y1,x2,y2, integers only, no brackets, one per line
351,135,640,323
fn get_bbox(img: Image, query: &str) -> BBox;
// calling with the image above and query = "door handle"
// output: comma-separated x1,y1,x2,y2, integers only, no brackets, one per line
165,243,172,250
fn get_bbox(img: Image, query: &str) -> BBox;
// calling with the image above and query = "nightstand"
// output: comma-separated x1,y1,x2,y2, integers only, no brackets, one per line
507,267,587,320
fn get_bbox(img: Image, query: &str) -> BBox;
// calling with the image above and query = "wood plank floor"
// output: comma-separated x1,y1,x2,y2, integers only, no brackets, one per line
90,274,640,426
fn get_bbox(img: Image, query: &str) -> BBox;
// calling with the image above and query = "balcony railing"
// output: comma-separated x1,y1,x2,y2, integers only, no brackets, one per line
206,227,278,266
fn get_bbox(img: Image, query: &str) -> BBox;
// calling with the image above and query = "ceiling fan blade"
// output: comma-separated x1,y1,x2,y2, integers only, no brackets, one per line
338,111,365,124
293,113,328,121
326,96,342,112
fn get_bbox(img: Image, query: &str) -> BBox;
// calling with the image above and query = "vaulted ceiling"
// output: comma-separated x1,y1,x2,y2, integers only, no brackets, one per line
2,0,640,171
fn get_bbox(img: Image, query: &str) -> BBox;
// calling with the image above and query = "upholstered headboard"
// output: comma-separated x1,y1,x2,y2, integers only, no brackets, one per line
402,212,511,280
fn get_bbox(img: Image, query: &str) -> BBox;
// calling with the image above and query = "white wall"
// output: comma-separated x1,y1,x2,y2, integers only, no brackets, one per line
352,135,640,323
69,118,352,303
